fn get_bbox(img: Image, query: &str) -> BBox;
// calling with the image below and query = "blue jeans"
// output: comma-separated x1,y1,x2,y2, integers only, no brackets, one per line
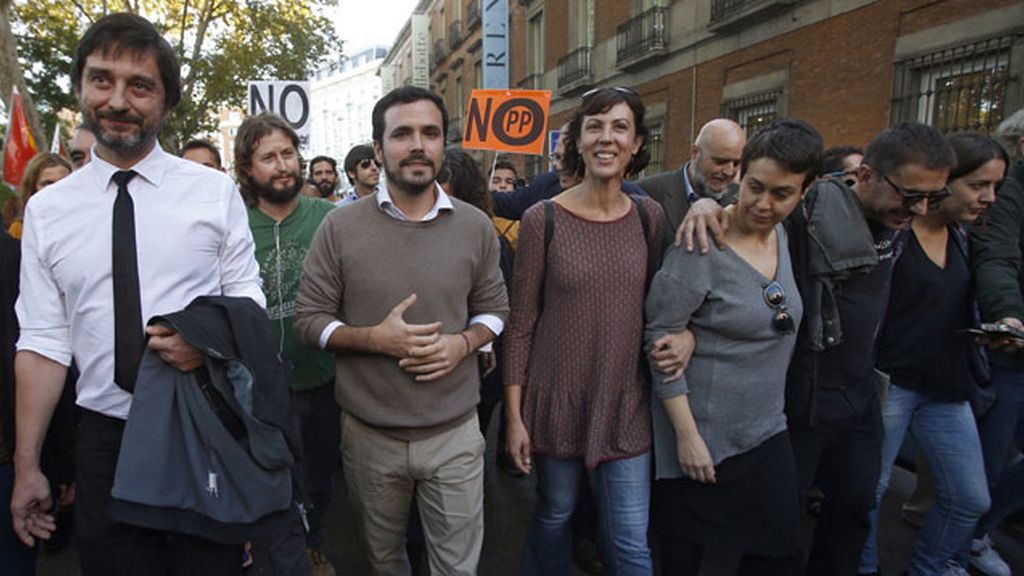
974,364,1024,538
859,384,989,576
522,453,652,576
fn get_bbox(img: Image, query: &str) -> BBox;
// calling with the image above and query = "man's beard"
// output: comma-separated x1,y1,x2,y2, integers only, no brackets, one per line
84,108,162,155
314,179,337,198
253,173,304,205
690,168,726,202
382,152,436,196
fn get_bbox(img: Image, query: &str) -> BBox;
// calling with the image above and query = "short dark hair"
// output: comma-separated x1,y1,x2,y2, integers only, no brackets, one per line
372,86,448,144
71,13,182,111
233,112,300,207
563,87,650,179
438,149,493,218
309,155,337,178
820,145,863,175
343,144,377,184
947,132,1009,182
181,139,221,168
741,119,824,189
864,123,956,177
493,159,518,177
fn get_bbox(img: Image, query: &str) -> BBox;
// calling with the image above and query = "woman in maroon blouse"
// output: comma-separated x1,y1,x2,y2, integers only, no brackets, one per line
503,87,664,575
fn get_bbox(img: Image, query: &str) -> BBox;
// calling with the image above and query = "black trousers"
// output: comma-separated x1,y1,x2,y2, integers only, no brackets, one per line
75,408,242,576
792,391,882,576
291,382,341,549
654,432,799,576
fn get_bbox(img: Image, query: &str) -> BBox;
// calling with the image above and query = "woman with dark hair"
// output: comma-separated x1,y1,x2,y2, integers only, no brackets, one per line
438,149,495,217
7,153,71,239
504,87,664,575
645,119,821,575
965,112,1024,576
859,132,1007,576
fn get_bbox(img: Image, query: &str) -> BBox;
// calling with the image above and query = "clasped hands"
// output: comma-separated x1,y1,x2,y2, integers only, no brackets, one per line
373,294,469,382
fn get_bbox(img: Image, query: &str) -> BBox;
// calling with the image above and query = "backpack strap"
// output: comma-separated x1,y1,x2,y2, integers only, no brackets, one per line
539,197,655,311
628,194,656,292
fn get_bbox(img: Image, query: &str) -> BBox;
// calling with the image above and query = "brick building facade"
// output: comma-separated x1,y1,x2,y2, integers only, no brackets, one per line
511,0,1024,178
384,0,1024,179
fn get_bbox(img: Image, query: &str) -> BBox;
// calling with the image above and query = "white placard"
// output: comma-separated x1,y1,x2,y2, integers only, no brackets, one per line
248,81,312,151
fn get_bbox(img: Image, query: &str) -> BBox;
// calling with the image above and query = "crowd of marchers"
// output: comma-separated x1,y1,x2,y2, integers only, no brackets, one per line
2,11,1024,576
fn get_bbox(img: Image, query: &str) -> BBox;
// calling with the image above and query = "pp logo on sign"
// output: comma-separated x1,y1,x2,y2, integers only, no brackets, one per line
463,90,551,155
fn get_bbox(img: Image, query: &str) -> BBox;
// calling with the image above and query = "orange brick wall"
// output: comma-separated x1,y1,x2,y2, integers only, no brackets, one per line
502,0,1020,176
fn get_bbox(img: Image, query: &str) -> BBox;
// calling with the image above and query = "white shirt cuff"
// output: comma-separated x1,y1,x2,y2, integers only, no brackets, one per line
469,314,504,353
319,320,344,350
320,316,501,352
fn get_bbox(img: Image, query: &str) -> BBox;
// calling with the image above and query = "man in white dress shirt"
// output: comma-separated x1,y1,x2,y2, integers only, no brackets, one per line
10,13,264,575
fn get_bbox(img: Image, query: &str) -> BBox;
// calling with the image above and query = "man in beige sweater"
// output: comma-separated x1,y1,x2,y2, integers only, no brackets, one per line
294,86,509,576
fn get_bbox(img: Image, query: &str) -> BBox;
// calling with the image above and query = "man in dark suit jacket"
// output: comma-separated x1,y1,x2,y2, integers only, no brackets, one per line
638,118,746,238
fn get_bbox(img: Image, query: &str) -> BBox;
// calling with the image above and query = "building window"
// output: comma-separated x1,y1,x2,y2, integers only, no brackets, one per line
570,0,593,50
528,11,545,75
891,35,1014,133
722,92,779,135
636,124,663,179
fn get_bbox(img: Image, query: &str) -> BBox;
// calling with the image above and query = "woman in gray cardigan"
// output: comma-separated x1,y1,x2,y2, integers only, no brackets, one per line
644,119,822,576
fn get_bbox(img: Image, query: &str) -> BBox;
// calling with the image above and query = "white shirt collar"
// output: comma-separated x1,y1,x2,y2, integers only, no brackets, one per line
88,142,170,192
375,178,454,222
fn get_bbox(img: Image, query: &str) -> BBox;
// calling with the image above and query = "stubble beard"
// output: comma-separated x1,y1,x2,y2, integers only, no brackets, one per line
383,158,435,197
85,108,162,158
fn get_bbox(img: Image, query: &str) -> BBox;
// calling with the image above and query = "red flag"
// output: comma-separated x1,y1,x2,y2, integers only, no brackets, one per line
3,87,39,188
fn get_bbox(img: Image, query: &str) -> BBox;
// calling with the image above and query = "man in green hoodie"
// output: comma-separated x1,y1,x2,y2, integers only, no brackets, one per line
235,112,338,576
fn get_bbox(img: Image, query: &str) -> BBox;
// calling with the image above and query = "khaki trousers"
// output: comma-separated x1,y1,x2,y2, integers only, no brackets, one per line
342,414,485,576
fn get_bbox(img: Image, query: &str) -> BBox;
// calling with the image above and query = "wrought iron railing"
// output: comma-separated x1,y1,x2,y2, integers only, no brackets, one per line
617,6,667,65
466,1,481,30
557,47,592,89
449,20,463,51
711,0,767,22
433,38,447,64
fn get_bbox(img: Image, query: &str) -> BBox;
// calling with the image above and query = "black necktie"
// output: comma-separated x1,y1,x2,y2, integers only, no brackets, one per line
112,170,143,393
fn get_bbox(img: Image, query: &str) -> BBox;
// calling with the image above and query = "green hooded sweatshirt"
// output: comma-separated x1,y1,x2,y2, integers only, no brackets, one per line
248,195,336,391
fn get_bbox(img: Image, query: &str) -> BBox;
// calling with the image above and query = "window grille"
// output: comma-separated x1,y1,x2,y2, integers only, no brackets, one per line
636,124,664,179
891,35,1015,133
722,92,780,135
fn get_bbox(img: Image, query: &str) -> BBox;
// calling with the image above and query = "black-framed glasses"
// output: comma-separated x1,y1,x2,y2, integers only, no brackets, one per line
879,171,950,207
763,281,795,334
359,158,381,169
581,86,639,101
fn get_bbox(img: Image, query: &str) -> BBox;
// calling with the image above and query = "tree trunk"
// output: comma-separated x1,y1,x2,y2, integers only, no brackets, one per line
0,0,48,151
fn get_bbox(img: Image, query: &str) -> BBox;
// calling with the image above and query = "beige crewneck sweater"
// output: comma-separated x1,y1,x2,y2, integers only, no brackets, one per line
294,195,509,439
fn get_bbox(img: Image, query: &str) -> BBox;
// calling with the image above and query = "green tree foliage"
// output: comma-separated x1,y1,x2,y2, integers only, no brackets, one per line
10,0,338,150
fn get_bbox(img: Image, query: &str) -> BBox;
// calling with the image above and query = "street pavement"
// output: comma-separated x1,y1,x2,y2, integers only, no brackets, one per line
36,416,1024,575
